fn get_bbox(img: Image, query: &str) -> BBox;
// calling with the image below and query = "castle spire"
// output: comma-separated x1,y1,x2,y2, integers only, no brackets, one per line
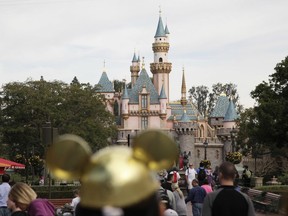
181,67,187,106
130,51,140,87
154,9,166,38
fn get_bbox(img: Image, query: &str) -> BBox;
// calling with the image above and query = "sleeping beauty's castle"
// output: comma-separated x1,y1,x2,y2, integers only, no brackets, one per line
96,12,238,168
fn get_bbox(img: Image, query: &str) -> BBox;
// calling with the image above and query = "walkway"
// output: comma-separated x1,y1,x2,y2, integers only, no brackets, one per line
185,202,283,216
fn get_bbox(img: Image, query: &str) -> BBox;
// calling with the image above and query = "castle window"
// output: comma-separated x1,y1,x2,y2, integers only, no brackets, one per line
141,95,147,109
141,117,148,129
159,57,163,62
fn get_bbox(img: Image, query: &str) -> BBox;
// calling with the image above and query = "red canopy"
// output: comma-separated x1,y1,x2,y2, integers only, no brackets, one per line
0,158,25,169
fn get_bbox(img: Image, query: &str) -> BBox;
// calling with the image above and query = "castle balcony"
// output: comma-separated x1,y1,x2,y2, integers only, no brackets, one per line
152,42,170,52
150,62,172,74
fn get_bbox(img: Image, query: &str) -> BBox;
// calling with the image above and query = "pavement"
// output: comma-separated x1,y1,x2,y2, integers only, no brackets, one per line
185,202,283,216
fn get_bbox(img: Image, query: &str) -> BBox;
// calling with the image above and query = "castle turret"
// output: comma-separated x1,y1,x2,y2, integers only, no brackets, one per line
150,10,172,102
121,84,129,120
130,52,140,88
180,68,187,107
159,84,167,119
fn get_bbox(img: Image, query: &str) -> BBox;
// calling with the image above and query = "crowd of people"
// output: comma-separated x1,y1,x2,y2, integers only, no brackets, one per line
0,161,256,216
158,161,256,216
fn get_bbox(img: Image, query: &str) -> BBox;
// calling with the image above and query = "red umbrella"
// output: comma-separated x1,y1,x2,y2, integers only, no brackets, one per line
0,158,25,169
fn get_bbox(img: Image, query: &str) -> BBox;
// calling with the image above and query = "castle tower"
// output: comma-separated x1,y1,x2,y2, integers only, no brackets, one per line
180,68,187,107
159,84,167,120
130,52,140,88
174,109,198,164
150,10,172,102
121,84,129,120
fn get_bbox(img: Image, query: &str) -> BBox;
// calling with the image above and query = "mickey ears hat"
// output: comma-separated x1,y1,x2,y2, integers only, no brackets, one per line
46,130,178,208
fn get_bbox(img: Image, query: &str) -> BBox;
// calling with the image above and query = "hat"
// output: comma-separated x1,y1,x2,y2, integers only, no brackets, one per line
46,130,178,209
164,209,178,216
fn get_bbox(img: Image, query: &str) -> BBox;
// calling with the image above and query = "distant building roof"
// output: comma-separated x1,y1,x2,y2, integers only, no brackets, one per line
155,16,166,38
96,72,114,93
224,100,238,121
129,68,159,104
168,103,204,121
210,95,230,118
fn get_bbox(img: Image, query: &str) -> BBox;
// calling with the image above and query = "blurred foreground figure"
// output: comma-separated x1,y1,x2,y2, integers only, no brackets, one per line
202,162,255,216
8,182,55,216
46,130,178,216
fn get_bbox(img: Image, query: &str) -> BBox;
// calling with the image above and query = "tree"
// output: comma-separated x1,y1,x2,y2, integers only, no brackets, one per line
237,56,288,158
188,82,243,117
0,78,117,162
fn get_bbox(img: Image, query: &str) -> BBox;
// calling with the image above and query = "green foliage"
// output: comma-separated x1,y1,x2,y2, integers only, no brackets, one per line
32,185,79,199
237,56,288,158
0,78,117,159
188,82,243,117
278,173,288,185
225,152,242,164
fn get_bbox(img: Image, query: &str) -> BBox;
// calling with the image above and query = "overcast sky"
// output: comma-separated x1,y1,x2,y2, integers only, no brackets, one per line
0,0,287,108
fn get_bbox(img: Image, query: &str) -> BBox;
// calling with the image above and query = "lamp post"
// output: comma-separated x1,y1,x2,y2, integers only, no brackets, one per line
230,127,237,152
203,139,208,160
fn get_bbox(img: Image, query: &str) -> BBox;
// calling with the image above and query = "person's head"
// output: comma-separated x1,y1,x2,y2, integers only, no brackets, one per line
219,162,237,183
7,197,17,212
2,174,10,183
199,162,204,168
192,179,199,187
203,178,209,185
171,183,179,191
8,182,37,211
243,165,248,169
73,189,80,197
189,163,193,168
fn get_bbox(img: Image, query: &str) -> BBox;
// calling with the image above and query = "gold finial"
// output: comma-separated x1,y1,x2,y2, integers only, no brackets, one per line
103,60,106,72
142,57,145,69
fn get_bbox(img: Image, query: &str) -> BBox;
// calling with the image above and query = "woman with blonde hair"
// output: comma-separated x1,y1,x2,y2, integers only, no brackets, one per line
8,182,55,216
171,183,187,216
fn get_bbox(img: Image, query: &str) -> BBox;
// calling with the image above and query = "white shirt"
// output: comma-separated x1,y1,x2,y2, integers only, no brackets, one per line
185,168,197,182
0,182,11,207
71,196,80,210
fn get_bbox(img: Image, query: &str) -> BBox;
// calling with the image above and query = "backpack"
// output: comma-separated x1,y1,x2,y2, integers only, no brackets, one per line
198,168,206,181
158,188,171,209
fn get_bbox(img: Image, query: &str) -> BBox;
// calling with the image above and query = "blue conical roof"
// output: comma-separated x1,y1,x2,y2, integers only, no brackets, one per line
179,110,191,122
165,24,170,34
210,95,229,117
132,53,137,62
129,68,159,104
155,16,166,38
122,84,129,99
224,100,238,121
96,72,114,92
159,85,167,99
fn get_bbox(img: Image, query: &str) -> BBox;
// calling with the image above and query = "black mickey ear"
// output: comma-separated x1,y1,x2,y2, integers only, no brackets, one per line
45,134,92,180
132,130,178,171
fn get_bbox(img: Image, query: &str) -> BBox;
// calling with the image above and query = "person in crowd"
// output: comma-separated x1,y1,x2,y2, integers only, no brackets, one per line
7,197,27,216
205,166,215,187
201,179,213,194
8,182,55,216
159,184,176,211
171,183,187,216
185,163,197,192
185,179,206,216
242,165,252,187
162,172,174,191
0,174,11,216
196,162,206,186
212,166,219,186
163,208,178,216
71,189,80,211
202,162,255,216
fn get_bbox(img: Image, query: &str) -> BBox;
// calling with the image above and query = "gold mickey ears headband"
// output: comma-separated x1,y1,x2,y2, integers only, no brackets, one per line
46,130,178,208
